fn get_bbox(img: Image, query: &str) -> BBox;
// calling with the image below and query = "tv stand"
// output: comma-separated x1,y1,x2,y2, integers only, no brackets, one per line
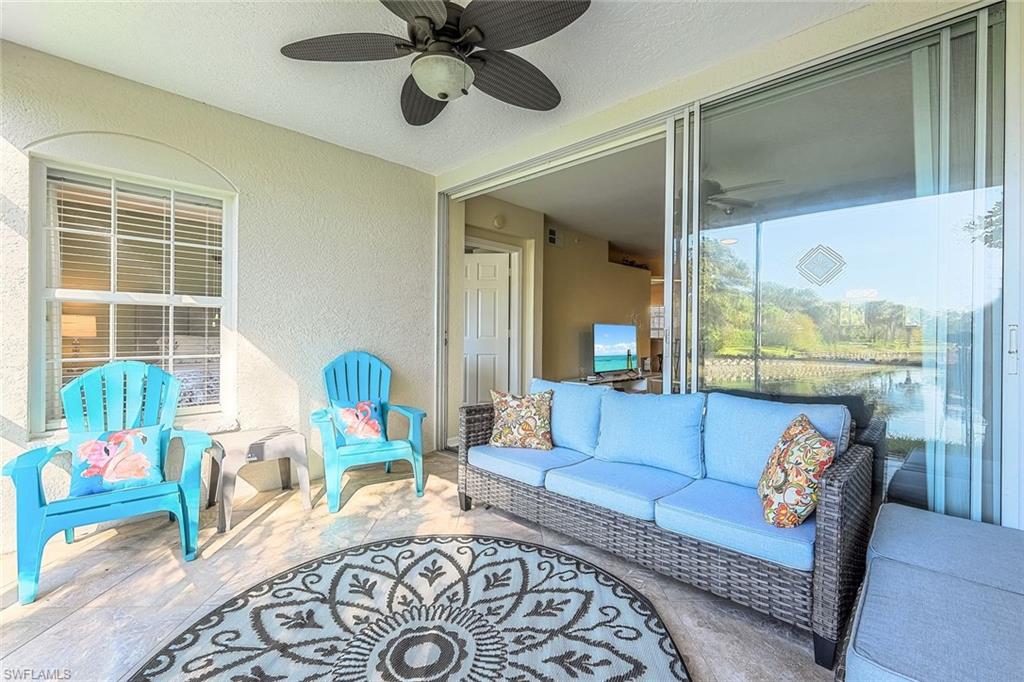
568,372,647,393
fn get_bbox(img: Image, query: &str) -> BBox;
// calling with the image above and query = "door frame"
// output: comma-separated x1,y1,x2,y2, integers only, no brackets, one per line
464,236,523,394
434,127,669,450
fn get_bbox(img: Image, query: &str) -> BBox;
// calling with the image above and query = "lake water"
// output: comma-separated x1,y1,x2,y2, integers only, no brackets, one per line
712,365,931,449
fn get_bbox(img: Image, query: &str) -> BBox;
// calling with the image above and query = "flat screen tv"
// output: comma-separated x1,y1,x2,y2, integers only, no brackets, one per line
593,323,638,373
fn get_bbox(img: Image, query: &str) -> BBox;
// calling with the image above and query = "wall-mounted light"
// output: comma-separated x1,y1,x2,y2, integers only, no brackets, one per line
493,214,506,229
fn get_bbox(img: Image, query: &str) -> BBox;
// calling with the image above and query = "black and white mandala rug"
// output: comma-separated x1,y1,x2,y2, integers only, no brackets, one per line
131,535,688,681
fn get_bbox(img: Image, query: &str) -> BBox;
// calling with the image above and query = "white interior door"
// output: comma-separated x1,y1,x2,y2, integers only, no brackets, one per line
464,253,511,403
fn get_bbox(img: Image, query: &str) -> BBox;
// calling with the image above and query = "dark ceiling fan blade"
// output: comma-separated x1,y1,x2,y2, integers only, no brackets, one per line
401,75,447,125
708,196,756,208
469,50,560,111
281,33,413,61
460,0,590,51
380,0,448,29
718,179,784,194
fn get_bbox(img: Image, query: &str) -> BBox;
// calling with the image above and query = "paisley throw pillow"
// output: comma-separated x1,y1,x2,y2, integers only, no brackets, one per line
334,401,387,445
757,414,836,528
68,425,164,497
490,389,553,450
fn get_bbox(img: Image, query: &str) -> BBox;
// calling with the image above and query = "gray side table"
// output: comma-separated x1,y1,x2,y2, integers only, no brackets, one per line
207,426,311,532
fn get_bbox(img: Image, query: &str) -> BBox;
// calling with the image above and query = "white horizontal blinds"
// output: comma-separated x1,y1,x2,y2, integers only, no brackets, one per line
174,193,223,297
172,307,221,407
43,168,225,426
45,171,112,291
114,305,169,358
174,193,222,247
46,170,112,233
116,183,171,294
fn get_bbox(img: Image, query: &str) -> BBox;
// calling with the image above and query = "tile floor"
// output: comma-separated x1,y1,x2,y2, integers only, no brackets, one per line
0,452,831,681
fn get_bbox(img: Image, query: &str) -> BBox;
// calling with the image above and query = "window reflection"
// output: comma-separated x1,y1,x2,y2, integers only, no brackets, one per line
696,10,1005,522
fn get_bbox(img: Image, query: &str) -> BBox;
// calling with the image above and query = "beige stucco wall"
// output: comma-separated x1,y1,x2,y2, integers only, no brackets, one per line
0,42,437,551
444,195,544,443
543,226,651,381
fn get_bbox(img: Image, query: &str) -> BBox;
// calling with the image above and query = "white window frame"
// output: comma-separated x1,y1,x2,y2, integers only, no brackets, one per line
28,156,239,436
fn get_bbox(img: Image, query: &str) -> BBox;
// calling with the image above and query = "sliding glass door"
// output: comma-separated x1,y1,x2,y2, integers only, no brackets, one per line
671,6,1007,522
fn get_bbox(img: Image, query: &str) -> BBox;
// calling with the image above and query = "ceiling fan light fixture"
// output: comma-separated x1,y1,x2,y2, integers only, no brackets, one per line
411,53,474,101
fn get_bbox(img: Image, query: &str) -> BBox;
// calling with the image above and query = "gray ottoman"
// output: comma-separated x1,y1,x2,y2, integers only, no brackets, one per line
843,504,1024,681
207,426,311,532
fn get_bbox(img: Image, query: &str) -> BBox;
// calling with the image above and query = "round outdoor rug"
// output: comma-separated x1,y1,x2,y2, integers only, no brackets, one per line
131,535,688,681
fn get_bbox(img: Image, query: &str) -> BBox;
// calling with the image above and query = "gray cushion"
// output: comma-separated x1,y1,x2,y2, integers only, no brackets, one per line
846,557,1024,681
869,503,1024,594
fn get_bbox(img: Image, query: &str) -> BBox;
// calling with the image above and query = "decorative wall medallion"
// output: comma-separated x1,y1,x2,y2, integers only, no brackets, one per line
797,244,845,285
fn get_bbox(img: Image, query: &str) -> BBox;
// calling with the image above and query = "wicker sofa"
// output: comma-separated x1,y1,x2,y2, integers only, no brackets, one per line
458,381,874,669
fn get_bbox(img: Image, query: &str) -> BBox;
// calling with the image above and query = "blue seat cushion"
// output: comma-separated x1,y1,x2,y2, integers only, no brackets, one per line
530,379,609,455
544,459,694,520
704,392,851,488
868,503,1024,594
846,557,1024,682
593,391,705,477
654,478,816,571
467,444,590,487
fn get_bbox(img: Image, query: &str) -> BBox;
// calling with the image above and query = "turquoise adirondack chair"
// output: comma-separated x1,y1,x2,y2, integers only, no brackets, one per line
311,352,426,512
2,361,212,604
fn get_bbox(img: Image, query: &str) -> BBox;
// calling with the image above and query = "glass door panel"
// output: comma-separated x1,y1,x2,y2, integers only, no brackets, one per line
694,9,1005,522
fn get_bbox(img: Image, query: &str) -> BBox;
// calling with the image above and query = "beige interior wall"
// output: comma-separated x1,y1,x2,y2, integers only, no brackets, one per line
543,226,651,381
444,195,544,442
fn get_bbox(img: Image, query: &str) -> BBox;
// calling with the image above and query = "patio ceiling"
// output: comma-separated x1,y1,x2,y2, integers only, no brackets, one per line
487,54,914,259
1,1,864,175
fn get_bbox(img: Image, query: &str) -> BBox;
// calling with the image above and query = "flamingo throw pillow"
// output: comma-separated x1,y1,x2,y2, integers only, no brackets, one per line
334,401,387,445
67,424,164,497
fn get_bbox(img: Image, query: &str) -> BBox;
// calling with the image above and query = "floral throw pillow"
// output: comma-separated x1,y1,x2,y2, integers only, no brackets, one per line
757,414,836,528
334,401,387,445
68,424,164,497
490,389,553,450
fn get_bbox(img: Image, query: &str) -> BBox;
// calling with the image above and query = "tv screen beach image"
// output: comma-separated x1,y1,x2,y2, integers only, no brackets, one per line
594,324,637,372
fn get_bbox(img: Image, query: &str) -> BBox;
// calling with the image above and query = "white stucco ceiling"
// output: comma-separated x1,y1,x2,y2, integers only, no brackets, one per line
1,1,864,174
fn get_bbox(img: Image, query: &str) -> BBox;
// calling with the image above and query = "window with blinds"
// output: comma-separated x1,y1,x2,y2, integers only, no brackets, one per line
42,168,225,428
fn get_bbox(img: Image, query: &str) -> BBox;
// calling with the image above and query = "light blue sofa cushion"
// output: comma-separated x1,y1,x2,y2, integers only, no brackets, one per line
704,392,851,488
846,557,1024,682
593,391,706,477
467,445,590,488
544,459,694,520
530,378,610,455
868,503,1024,594
654,478,816,570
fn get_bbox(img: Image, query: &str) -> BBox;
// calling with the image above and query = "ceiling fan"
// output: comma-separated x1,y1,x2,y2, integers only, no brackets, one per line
280,0,590,126
702,178,783,215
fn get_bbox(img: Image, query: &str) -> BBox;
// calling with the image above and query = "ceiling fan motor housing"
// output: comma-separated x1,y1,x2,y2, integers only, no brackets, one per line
411,52,474,101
